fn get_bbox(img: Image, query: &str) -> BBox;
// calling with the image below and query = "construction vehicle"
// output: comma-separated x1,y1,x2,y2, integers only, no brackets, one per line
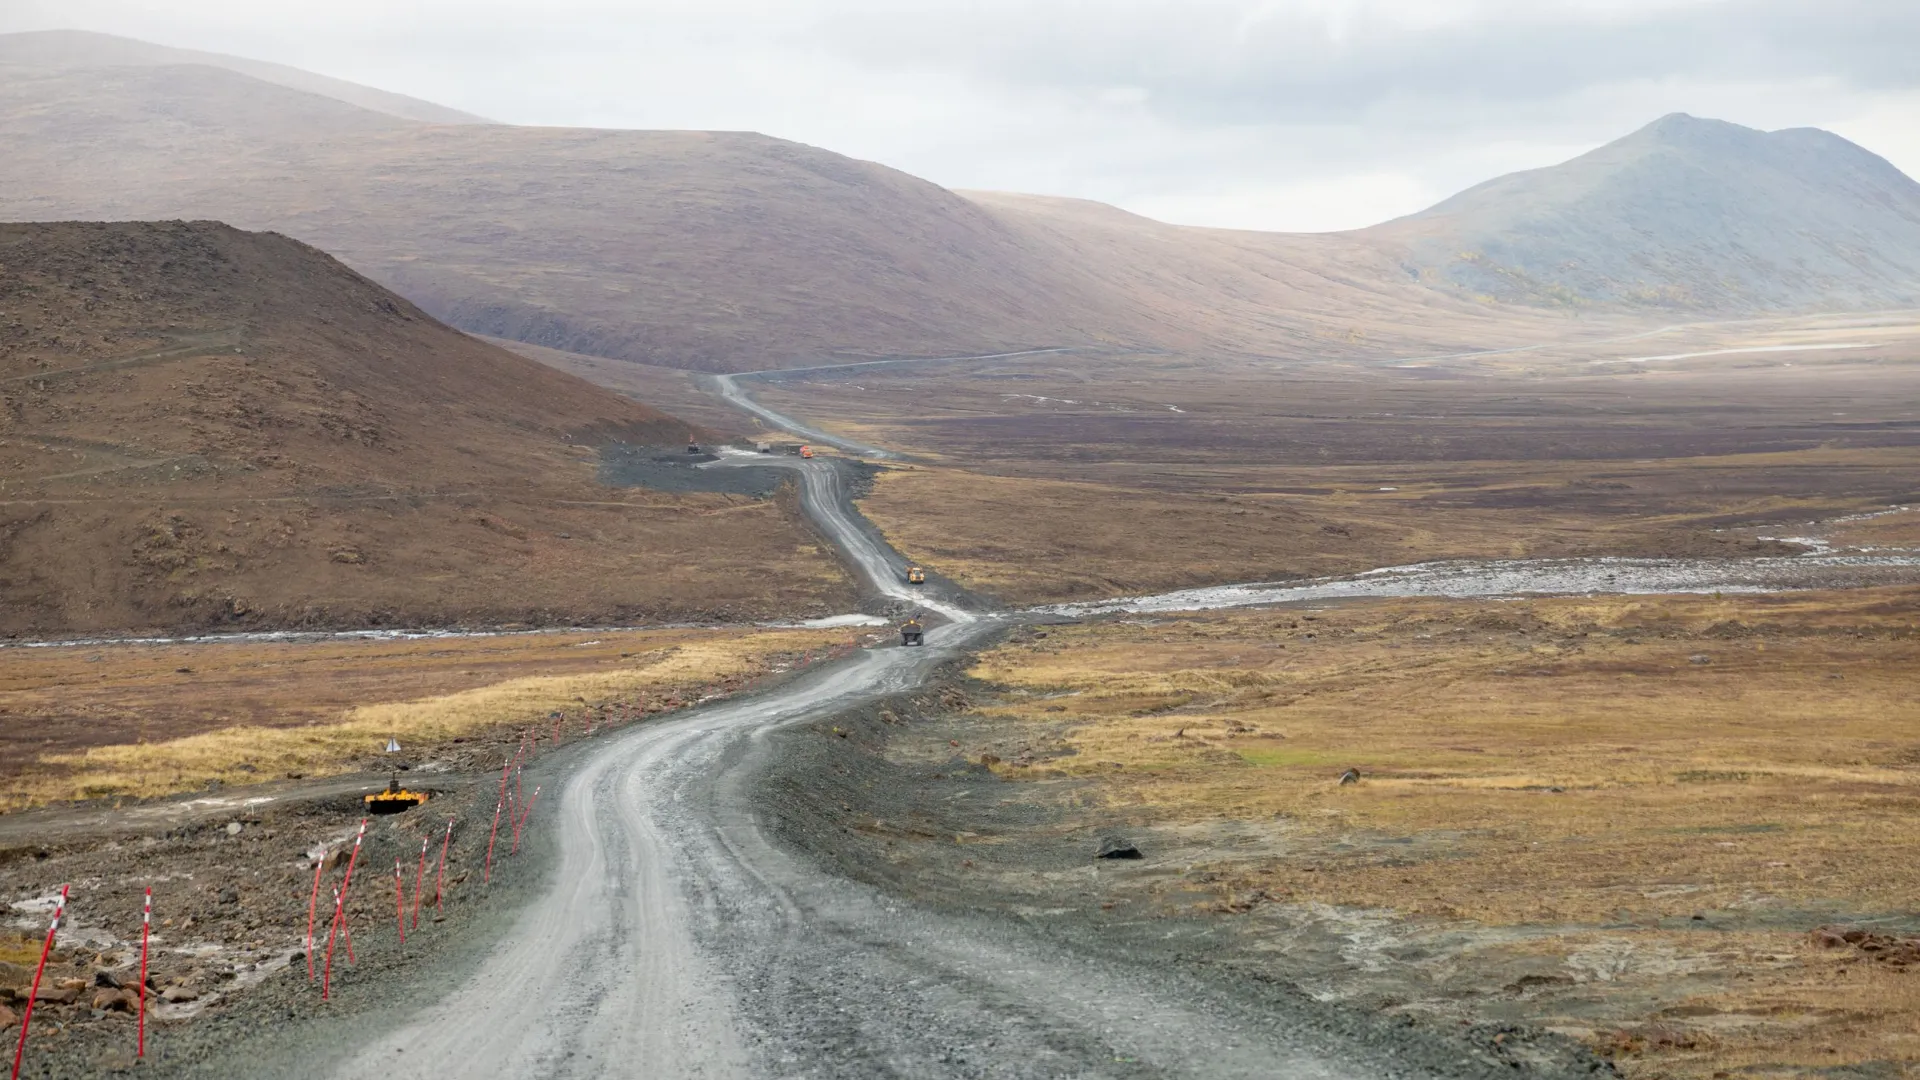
755,442,772,454
900,616,925,647
798,445,814,459
364,776,428,815
686,437,702,454
906,566,925,585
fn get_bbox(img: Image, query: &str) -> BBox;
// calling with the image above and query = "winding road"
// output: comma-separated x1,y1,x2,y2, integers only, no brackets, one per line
326,379,1495,1077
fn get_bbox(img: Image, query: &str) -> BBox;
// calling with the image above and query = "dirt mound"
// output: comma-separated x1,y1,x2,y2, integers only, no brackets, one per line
0,221,853,635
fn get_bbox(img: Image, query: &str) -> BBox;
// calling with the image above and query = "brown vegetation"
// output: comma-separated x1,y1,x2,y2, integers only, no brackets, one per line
0,625,853,810
753,335,1920,603
966,590,1920,1076
0,221,853,635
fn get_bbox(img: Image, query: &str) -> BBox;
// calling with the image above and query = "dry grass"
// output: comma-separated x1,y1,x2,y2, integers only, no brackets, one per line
969,589,1920,1076
0,626,849,810
856,464,1801,605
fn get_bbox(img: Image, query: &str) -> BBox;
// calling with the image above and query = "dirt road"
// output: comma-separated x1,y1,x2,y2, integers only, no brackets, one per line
304,366,1920,1079
317,447,1532,1078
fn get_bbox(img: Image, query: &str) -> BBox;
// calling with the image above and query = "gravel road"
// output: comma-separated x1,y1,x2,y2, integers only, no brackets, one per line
319,445,1549,1078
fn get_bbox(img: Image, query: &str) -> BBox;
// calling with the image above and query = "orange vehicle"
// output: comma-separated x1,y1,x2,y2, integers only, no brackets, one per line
906,566,925,585
798,445,814,459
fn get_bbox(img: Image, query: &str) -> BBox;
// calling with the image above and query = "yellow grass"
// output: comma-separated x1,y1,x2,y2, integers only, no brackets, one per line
4,628,844,809
969,589,1920,1076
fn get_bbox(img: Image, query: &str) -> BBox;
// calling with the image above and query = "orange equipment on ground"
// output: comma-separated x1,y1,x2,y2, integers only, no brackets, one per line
365,777,428,814
799,445,814,458
907,566,925,585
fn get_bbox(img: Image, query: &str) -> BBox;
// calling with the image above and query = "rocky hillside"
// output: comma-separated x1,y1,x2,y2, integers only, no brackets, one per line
1374,113,1920,311
0,221,853,634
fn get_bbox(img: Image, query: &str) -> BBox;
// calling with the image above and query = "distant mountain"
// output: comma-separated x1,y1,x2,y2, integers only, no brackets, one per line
0,29,489,124
1373,113,1920,311
0,31,1593,370
5,32,1915,370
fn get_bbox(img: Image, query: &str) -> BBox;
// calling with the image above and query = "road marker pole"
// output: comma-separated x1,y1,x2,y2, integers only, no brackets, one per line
410,835,429,930
553,712,562,742
433,818,453,913
326,820,366,974
11,884,67,1080
304,851,326,980
392,858,406,947
483,800,504,883
321,886,344,1000
137,886,151,1058
511,786,542,854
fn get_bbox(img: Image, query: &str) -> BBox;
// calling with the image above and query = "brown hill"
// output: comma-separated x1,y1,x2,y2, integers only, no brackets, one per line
0,32,1596,372
0,221,853,635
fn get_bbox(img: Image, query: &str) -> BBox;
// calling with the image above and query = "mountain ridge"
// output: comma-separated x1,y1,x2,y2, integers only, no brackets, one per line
4,33,1919,370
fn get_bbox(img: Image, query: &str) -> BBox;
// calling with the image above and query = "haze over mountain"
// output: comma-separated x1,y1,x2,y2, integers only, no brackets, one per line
0,29,488,124
0,220,849,634
1379,113,1920,312
2,31,1917,373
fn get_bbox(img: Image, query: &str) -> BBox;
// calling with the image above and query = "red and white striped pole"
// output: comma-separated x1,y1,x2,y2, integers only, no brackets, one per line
322,820,366,990
137,886,152,1058
511,786,542,854
392,858,406,947
410,835,429,930
483,800,504,884
11,884,68,1080
304,851,326,981
433,818,453,914
321,886,344,1000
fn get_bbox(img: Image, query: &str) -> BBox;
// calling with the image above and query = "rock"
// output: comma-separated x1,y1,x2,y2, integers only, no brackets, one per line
33,985,79,1005
1689,654,1712,664
225,822,243,836
160,986,198,1004
93,970,122,989
218,887,239,904
91,989,136,1013
1096,837,1143,860
1810,928,1849,949
0,1004,16,1030
1339,768,1361,785
56,977,87,993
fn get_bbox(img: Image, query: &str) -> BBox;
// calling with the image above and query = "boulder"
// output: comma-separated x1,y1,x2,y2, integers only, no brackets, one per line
33,985,79,1005
160,986,199,1004
91,989,136,1013
0,1004,16,1030
1096,837,1143,860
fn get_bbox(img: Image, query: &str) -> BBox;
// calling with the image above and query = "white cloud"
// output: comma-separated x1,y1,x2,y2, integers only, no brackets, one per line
4,0,1917,232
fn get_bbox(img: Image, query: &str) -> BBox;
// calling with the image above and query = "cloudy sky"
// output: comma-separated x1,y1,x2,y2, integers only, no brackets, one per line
6,0,1918,231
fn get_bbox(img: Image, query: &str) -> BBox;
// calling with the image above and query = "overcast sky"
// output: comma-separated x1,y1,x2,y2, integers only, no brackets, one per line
6,0,1918,231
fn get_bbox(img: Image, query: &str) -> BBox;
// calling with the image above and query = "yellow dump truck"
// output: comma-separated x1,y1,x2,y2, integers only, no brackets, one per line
900,617,925,646
906,566,925,585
